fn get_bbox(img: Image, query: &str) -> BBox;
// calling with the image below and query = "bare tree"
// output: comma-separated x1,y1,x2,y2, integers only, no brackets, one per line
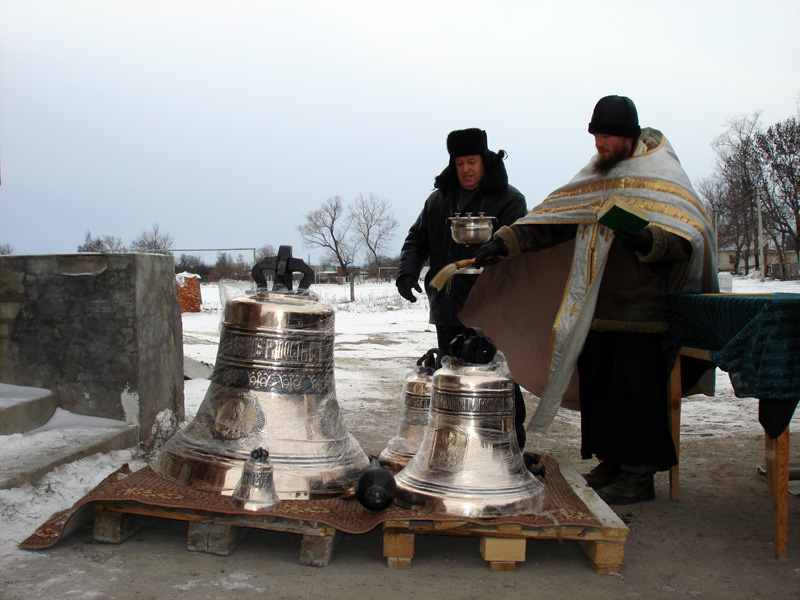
212,252,234,281
175,253,211,279
131,223,175,256
756,116,800,263
77,230,126,253
298,196,359,284
708,113,764,273
256,244,277,261
0,243,13,255
349,193,398,279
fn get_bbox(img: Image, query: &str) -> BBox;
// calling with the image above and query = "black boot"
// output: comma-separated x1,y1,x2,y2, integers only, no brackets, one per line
582,461,622,490
597,471,655,504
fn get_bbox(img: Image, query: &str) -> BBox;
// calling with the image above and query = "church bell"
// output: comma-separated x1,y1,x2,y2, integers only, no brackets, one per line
152,247,369,499
378,348,440,472
393,353,546,517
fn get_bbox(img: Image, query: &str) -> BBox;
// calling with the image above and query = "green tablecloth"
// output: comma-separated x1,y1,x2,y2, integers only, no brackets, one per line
667,293,800,438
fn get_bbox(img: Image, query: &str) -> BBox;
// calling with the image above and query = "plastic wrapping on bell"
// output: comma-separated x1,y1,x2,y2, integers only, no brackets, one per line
379,348,440,472
393,353,546,517
231,448,280,512
152,247,369,499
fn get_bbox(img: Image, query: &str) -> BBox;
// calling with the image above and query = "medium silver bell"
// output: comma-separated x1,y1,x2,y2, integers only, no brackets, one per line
394,353,546,517
379,349,440,472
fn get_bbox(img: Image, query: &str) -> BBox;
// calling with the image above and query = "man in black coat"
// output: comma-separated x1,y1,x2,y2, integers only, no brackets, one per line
396,128,528,444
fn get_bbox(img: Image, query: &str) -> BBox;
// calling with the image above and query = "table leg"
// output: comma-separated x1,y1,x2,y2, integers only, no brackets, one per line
765,428,789,559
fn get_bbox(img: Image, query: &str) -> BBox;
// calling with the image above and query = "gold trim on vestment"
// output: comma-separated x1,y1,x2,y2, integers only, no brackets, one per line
543,177,711,222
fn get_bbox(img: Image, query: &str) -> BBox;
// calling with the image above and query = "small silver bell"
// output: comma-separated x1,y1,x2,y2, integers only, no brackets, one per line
231,447,280,511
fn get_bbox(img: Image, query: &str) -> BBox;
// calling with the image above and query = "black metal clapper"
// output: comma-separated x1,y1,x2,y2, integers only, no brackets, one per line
251,245,315,292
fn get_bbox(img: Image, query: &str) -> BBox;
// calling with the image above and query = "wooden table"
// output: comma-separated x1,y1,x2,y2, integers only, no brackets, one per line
667,293,800,559
668,346,791,558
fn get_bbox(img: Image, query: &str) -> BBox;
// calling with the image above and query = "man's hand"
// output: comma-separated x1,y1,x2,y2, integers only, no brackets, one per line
396,274,422,302
615,227,653,254
473,237,507,268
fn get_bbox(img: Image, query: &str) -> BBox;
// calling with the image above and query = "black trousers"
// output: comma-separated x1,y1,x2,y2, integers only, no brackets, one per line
577,330,677,470
436,324,528,449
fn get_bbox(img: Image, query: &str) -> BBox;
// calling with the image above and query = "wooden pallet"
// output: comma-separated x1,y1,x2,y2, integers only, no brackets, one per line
88,458,627,572
92,501,339,566
382,459,629,573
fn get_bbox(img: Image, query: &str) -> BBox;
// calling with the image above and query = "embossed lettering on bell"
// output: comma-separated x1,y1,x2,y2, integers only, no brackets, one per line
393,355,546,517
152,249,369,499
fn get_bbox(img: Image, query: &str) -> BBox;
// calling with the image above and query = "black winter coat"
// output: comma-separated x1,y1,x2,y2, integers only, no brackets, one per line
398,151,527,326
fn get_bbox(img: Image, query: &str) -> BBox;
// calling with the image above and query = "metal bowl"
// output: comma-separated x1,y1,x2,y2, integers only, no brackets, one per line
449,213,496,245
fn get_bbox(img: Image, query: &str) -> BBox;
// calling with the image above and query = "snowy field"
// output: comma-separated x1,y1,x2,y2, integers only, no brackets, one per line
2,274,800,568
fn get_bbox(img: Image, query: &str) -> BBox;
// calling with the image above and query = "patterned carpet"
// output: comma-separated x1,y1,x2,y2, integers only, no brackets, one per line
20,455,603,550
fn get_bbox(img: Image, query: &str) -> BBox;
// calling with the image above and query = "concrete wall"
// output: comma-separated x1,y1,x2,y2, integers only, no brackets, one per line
0,254,184,446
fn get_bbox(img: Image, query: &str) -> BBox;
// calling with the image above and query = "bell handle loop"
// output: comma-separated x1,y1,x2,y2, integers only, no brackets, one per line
417,347,441,369
251,245,315,291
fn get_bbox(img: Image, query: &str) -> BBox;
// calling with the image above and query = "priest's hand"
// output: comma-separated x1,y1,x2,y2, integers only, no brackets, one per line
615,227,653,254
473,237,507,269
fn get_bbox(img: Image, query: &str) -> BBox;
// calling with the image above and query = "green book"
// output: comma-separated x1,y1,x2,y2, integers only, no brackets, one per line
596,198,649,231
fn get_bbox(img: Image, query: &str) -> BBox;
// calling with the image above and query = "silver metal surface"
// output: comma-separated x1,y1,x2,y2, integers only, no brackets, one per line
394,357,546,517
231,451,281,511
152,289,369,499
378,372,432,472
449,213,496,245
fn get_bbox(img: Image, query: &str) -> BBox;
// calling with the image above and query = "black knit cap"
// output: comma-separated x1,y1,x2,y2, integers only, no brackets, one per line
446,128,488,158
588,95,641,138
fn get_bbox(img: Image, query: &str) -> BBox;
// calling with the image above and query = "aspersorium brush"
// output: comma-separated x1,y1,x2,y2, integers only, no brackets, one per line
430,258,478,292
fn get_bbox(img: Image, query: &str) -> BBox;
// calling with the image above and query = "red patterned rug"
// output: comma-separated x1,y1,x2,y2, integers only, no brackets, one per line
20,455,602,550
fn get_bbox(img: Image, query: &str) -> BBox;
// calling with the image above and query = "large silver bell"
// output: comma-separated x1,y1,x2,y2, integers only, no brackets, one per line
379,349,440,472
152,247,369,499
394,354,546,517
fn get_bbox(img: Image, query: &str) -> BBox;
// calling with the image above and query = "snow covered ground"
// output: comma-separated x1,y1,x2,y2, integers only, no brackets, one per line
2,274,799,569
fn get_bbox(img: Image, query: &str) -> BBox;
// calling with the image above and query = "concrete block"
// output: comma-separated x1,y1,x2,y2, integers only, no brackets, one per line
0,254,184,447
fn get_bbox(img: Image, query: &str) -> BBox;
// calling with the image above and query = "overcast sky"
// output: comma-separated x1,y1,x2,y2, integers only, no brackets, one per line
1,0,798,266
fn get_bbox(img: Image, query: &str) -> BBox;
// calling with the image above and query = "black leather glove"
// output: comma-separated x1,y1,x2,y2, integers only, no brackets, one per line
473,237,507,269
396,274,422,303
615,227,653,254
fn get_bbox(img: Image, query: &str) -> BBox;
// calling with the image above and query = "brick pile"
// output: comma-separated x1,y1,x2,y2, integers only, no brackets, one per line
176,274,202,313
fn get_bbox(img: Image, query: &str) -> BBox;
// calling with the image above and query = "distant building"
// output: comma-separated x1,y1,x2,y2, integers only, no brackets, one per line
717,248,798,279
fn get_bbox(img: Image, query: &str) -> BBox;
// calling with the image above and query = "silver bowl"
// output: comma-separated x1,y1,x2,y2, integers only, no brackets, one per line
449,213,495,245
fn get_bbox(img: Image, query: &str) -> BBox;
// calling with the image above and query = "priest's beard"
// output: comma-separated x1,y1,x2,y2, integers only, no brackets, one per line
592,146,629,174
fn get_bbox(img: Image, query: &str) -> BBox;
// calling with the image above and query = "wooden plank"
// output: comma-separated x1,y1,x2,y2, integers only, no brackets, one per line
386,557,412,569
93,499,340,565
555,457,630,537
489,561,517,571
187,522,247,556
382,457,628,573
299,531,339,567
383,531,414,560
93,501,326,536
678,347,712,361
93,508,141,544
480,536,525,562
584,540,626,574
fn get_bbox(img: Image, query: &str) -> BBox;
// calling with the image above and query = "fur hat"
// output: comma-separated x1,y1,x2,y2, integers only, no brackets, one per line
588,96,641,139
446,128,488,158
